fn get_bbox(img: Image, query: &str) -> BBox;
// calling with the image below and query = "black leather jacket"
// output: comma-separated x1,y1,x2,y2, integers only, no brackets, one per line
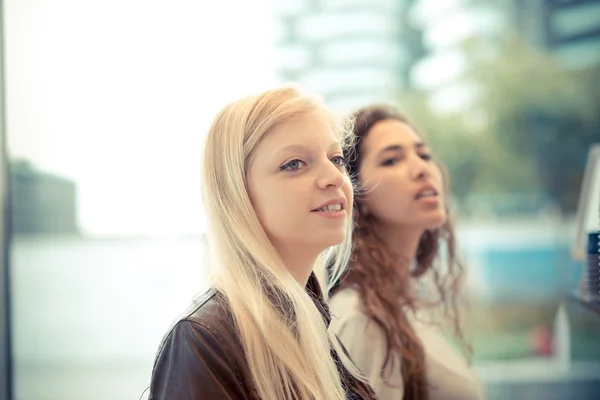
148,273,377,399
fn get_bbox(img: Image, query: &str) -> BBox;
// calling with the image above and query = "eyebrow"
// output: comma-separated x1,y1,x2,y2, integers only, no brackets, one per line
378,142,427,155
275,142,341,157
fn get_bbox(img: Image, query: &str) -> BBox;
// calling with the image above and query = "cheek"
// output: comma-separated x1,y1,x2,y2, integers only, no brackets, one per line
247,179,280,232
362,171,410,208
248,190,268,230
431,167,446,204
342,175,353,205
365,174,410,220
253,184,305,234
251,195,284,241
368,178,410,211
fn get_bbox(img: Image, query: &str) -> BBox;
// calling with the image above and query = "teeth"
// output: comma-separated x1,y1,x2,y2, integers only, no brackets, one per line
317,203,342,212
417,190,436,199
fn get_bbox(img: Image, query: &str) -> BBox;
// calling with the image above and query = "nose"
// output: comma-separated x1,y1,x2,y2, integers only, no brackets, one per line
409,154,430,181
316,162,345,190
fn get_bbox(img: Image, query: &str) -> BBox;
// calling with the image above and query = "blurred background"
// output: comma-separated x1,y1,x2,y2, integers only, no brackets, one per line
2,0,599,399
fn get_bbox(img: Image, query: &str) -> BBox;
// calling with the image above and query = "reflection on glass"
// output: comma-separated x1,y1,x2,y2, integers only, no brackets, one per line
573,144,600,306
3,0,600,399
574,144,600,259
6,0,275,399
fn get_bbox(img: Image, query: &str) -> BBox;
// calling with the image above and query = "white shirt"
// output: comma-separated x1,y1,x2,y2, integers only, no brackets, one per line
330,289,486,400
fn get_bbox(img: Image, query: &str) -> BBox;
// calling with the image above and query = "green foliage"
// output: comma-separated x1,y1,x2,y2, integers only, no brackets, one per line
397,35,599,215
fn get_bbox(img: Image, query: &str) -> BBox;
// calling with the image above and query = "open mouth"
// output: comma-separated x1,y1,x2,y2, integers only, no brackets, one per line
415,189,438,199
311,203,345,212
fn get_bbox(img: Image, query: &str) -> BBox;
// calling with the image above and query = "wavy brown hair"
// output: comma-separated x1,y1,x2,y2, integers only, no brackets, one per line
332,105,471,400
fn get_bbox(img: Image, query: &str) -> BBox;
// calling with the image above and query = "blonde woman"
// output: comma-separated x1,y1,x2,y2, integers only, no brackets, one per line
148,86,376,400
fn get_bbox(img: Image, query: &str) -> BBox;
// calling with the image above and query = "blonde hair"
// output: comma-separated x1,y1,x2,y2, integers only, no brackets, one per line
201,85,362,400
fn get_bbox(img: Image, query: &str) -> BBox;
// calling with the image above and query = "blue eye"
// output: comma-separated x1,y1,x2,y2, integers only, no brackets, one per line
280,159,306,171
331,155,346,166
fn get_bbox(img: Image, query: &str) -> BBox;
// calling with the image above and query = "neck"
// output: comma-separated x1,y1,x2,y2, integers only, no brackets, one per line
276,244,319,286
371,221,423,263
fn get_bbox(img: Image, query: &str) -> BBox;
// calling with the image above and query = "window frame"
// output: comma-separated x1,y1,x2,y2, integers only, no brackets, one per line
0,0,14,398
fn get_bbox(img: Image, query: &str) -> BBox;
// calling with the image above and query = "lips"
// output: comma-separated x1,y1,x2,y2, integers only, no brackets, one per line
311,198,346,212
313,203,343,212
415,186,438,200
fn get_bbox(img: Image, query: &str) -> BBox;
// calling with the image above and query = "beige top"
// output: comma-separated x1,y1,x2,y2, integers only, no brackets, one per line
329,289,485,400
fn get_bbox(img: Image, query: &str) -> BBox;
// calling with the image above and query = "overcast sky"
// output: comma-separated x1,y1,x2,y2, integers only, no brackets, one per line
6,0,277,235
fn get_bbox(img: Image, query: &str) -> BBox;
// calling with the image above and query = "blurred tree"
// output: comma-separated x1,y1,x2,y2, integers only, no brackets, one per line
397,35,599,215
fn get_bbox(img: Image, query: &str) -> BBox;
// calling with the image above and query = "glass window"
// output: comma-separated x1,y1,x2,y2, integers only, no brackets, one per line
4,1,600,399
297,12,402,41
318,38,408,68
5,0,276,399
551,2,600,40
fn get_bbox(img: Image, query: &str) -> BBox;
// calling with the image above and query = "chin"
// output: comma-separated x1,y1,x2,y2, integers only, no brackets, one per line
315,231,347,251
424,211,447,230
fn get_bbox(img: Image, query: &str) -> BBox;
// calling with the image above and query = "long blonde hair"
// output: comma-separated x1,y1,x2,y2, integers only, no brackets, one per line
201,85,361,399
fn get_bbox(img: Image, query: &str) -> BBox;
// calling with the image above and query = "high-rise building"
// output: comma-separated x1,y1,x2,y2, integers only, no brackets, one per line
409,0,600,112
273,0,422,112
514,0,600,69
408,0,511,113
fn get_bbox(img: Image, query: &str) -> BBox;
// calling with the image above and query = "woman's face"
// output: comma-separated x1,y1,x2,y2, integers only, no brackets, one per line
246,110,353,259
358,119,446,231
